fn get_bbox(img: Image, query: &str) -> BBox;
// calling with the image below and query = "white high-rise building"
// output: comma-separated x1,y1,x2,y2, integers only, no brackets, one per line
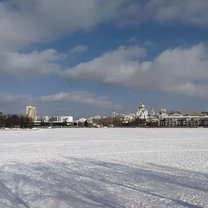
26,106,37,121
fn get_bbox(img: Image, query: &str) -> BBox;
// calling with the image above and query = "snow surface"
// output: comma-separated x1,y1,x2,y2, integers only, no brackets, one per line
0,128,207,208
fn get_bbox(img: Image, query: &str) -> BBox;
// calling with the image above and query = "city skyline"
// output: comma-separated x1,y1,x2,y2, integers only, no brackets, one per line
25,102,208,121
1,1,208,117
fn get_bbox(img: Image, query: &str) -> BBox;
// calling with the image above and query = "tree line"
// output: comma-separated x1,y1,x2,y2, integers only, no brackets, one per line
91,117,156,127
0,112,33,128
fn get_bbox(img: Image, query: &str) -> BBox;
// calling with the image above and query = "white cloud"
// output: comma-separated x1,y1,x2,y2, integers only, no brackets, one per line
1,0,208,52
0,49,64,79
0,91,120,115
0,94,16,106
0,0,127,51
70,44,88,54
63,45,146,83
63,44,208,100
40,91,120,109
118,0,208,26
146,0,208,26
0,93,34,113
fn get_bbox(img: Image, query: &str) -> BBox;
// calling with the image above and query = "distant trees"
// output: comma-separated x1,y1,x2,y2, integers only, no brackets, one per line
91,117,159,128
0,113,33,128
92,116,123,127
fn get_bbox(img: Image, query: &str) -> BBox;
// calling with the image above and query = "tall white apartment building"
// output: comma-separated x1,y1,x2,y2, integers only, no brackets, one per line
26,105,37,121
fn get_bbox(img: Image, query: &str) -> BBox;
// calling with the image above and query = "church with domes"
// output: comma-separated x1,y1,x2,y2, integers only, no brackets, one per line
136,103,149,120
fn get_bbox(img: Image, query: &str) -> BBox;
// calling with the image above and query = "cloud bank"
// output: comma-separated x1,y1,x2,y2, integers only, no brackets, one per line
0,0,126,50
0,91,119,115
63,44,208,100
1,0,208,51
1,0,208,114
120,0,208,26
40,91,120,110
1,0,208,81
0,49,63,79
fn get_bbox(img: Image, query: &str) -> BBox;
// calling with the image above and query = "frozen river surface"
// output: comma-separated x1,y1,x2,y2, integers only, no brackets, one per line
0,128,207,208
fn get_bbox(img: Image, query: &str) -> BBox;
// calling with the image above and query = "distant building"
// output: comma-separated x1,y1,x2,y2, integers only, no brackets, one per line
136,103,148,119
49,116,73,124
123,114,135,124
111,112,118,118
26,105,37,121
41,115,50,122
159,109,168,118
78,118,87,123
91,115,102,120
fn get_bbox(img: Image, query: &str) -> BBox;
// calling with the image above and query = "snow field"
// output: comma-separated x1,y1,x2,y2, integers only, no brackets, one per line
0,128,207,207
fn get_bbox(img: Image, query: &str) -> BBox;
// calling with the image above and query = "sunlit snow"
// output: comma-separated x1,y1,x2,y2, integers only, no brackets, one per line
0,128,207,207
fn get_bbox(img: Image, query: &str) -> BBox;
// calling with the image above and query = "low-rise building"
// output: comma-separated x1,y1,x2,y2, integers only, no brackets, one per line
49,116,73,124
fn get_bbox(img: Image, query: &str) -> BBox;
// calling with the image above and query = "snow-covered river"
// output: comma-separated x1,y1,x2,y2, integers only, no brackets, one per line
0,128,207,207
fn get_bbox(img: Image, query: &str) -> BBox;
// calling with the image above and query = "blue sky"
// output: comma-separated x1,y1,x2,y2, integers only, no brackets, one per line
1,0,208,118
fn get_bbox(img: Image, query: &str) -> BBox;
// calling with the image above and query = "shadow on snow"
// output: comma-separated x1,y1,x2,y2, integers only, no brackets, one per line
0,158,207,208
